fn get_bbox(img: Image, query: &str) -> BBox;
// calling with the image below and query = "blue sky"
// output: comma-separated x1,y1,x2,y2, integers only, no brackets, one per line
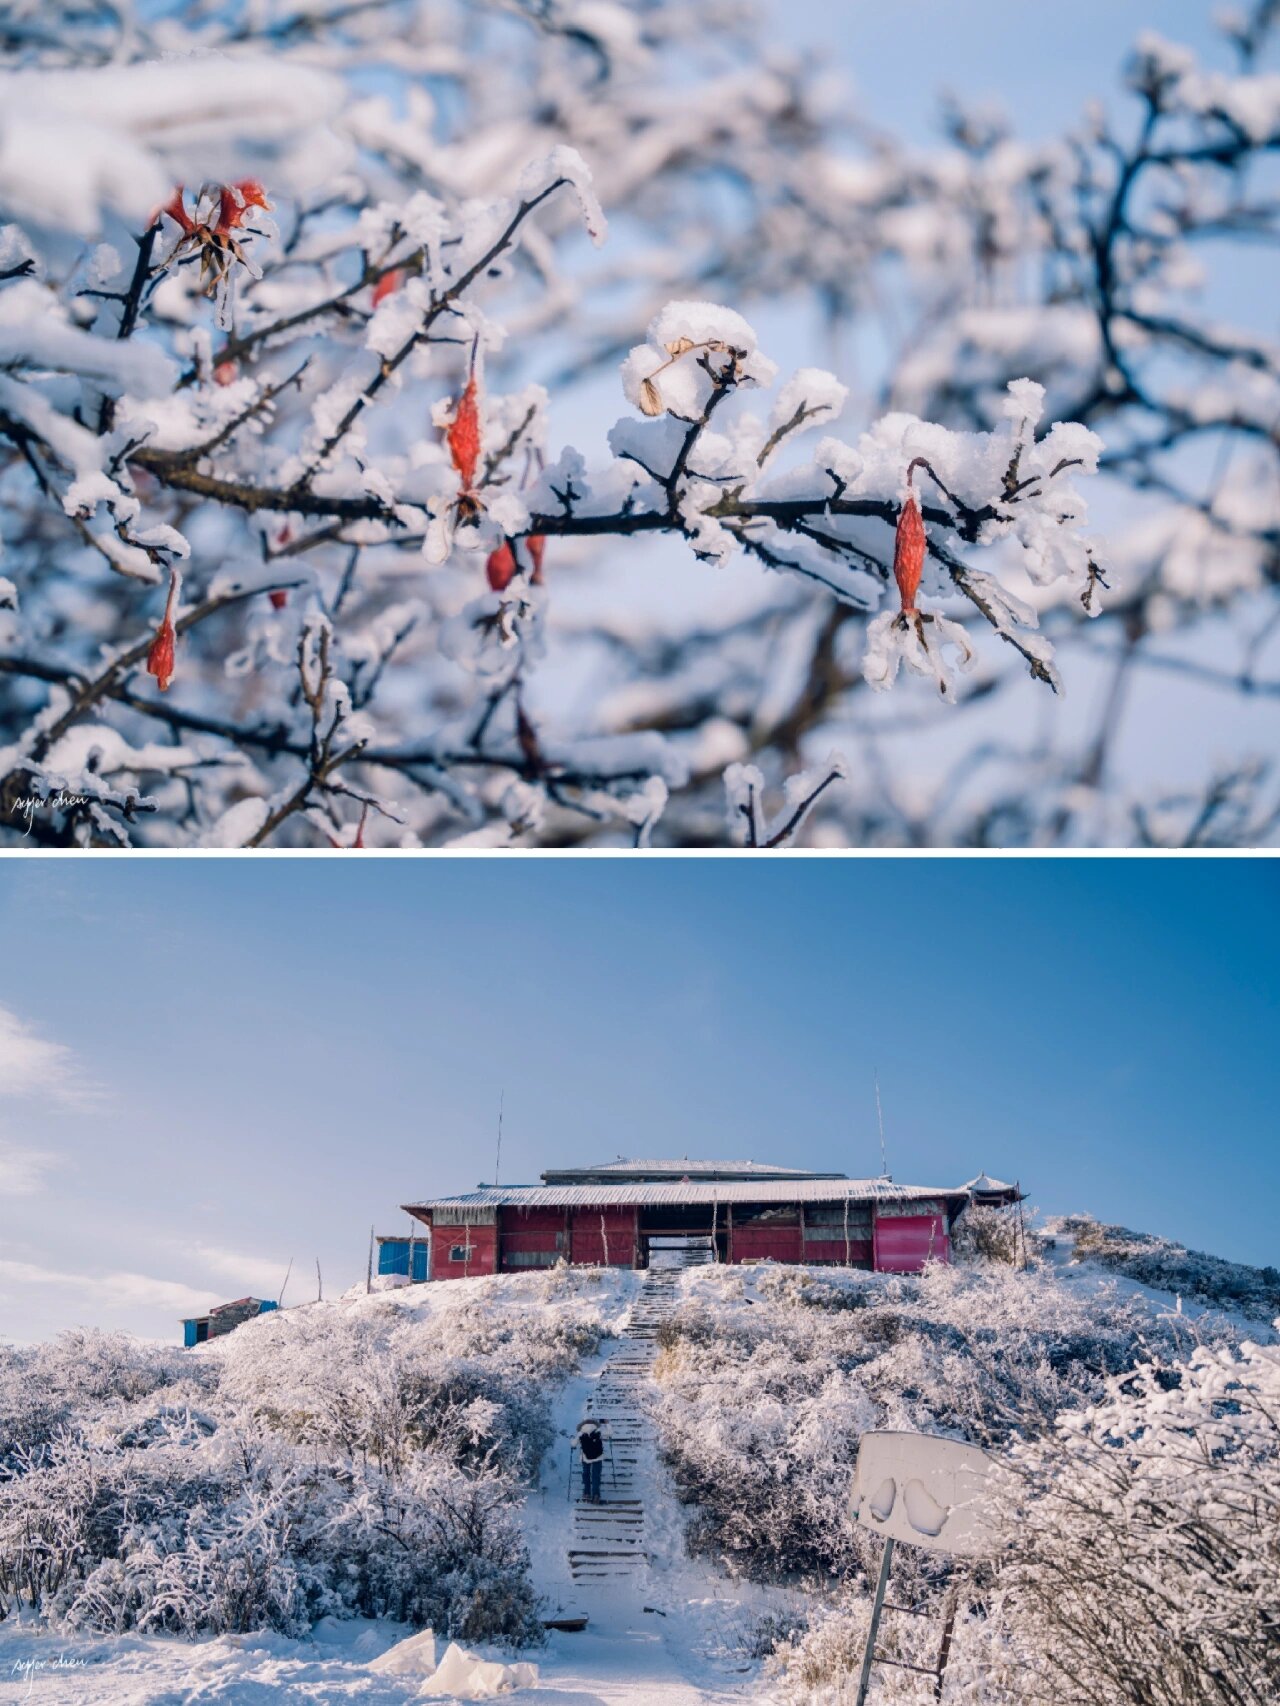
0,858,1275,1343
772,1,1224,141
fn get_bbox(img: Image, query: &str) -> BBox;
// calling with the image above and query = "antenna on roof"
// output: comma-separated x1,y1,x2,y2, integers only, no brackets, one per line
494,1088,505,1188
875,1071,889,1179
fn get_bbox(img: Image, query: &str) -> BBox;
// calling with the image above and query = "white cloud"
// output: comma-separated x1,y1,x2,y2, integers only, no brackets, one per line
188,1242,286,1299
0,1005,99,1108
0,1138,58,1194
0,1258,217,1317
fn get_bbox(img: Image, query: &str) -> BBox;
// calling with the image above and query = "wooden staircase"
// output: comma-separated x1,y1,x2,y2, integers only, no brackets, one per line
566,1267,684,1588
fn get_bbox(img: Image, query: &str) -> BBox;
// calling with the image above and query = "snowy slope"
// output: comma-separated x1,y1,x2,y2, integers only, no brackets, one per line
1,1242,1272,1705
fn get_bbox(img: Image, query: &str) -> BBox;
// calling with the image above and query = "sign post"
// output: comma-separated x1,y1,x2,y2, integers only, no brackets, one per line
854,1535,895,1706
848,1432,999,1705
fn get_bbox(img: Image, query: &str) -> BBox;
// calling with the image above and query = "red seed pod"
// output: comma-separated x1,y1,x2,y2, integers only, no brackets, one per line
485,535,547,592
527,534,546,586
893,487,926,614
213,360,238,386
446,375,482,493
486,539,516,592
269,589,289,611
146,567,182,692
371,269,402,306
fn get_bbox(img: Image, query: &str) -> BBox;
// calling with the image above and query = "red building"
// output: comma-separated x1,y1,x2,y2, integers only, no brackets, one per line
402,1159,974,1280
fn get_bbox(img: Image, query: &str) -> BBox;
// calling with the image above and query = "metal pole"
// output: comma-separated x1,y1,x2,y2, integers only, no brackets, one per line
855,1536,894,1706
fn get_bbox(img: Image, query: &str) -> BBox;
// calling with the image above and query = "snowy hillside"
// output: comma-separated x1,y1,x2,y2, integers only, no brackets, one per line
0,1236,1276,1705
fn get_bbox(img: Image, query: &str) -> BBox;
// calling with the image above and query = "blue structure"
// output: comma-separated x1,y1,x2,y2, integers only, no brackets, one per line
183,1297,277,1347
377,1237,428,1282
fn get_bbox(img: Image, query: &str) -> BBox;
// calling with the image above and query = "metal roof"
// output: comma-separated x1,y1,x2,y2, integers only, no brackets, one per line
404,1178,967,1213
553,1158,841,1178
539,1159,846,1185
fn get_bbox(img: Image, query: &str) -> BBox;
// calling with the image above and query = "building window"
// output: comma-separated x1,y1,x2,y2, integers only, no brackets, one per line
450,1245,469,1262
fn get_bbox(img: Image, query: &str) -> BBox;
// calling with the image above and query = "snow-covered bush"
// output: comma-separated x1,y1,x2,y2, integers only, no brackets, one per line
951,1202,1024,1265
0,1416,541,1642
0,1279,611,1641
1049,1213,1280,1319
684,1266,1277,1705
3,4,1280,846
992,1331,1280,1706
0,1329,199,1470
651,1261,1220,1585
214,1288,610,1480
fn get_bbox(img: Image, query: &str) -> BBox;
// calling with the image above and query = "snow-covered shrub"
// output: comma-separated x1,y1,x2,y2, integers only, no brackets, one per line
325,1457,543,1645
1050,1214,1280,1319
214,1287,610,1481
951,1203,1023,1265
993,1331,1280,1706
0,1412,541,1644
60,1428,322,1637
0,1330,197,1469
651,1261,1219,1584
0,1279,609,1640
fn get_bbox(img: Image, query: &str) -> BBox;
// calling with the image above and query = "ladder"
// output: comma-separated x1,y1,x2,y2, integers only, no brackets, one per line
854,1538,959,1705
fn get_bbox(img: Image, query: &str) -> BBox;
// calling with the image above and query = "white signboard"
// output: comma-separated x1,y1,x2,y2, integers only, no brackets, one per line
849,1430,998,1558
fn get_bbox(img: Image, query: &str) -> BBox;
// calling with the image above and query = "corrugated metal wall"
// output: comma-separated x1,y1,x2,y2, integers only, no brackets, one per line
728,1207,804,1265
499,1205,567,1270
430,1222,498,1279
873,1213,949,1272
569,1206,637,1267
378,1240,428,1281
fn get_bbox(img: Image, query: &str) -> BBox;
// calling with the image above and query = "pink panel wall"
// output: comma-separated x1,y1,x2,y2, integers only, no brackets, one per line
872,1214,949,1273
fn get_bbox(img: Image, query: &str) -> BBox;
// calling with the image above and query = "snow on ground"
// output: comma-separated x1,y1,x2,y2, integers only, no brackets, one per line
1039,1227,1278,1341
3,1247,1267,1703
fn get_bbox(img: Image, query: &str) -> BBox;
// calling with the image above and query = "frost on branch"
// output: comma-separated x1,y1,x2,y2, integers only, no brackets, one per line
725,754,848,848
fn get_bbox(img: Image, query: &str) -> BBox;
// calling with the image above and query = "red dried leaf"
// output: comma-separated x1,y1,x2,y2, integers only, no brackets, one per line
269,589,289,611
447,375,482,492
216,179,271,234
371,269,402,306
160,187,195,235
893,488,926,614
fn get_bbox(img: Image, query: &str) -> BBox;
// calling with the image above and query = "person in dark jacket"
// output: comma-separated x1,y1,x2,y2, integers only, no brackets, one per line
576,1418,606,1502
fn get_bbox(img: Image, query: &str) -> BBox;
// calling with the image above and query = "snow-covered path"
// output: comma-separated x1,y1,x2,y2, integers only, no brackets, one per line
520,1262,757,1705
